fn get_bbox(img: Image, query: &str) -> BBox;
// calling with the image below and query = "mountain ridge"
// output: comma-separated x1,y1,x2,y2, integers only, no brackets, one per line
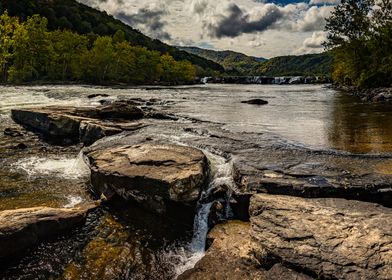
179,46,332,76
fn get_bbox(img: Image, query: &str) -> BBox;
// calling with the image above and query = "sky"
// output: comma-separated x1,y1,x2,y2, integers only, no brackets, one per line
77,0,340,58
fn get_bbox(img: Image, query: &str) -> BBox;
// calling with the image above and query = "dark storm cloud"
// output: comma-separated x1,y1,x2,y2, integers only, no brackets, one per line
116,8,172,40
208,4,283,38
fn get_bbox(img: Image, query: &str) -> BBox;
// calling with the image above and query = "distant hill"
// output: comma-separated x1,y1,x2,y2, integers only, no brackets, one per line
180,46,332,77
259,53,333,76
178,46,266,75
0,0,223,73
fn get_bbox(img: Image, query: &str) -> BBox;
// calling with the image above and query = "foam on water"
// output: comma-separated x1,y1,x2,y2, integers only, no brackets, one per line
171,151,235,277
13,152,90,180
64,195,83,208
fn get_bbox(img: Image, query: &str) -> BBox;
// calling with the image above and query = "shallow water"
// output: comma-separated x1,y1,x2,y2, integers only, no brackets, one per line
2,84,392,154
1,84,392,279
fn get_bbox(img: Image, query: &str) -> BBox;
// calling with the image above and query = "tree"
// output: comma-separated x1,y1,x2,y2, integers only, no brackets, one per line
0,11,19,82
113,30,125,44
324,0,392,87
48,30,88,80
85,36,115,82
8,14,51,82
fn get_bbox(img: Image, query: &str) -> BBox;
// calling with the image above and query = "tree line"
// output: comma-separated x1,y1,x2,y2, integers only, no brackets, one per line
0,12,197,85
325,0,392,88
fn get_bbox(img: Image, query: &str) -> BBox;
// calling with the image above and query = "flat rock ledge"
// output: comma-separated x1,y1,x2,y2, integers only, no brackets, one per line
179,221,312,280
250,194,392,280
11,100,146,146
86,143,208,216
0,203,99,259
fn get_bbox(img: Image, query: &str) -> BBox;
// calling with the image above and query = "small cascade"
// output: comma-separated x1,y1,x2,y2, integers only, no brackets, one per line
69,151,91,178
64,195,83,208
174,150,235,277
13,152,90,180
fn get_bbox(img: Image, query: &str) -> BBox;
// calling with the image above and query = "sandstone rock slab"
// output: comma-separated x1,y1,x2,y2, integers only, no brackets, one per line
0,203,99,259
179,221,312,280
86,144,208,215
250,194,392,280
11,101,145,145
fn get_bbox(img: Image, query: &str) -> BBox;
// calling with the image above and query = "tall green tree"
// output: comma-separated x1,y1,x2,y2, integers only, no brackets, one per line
48,30,88,80
8,15,51,82
325,0,392,87
0,11,19,82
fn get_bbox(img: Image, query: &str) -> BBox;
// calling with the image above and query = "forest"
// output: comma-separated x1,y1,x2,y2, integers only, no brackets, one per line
0,12,197,85
325,0,392,88
0,0,223,74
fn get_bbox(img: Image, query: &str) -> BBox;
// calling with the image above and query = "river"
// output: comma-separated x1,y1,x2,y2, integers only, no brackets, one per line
1,84,392,279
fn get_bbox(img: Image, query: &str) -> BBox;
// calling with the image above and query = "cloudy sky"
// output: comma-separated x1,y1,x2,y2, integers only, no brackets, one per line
77,0,339,58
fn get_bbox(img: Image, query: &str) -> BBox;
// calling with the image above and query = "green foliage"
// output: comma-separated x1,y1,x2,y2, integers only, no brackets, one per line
325,0,392,88
0,12,20,82
0,0,223,73
258,53,332,77
0,12,197,85
180,46,332,77
179,46,266,75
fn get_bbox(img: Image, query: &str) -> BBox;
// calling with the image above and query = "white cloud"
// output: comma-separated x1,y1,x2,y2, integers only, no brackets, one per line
77,0,337,57
294,31,327,54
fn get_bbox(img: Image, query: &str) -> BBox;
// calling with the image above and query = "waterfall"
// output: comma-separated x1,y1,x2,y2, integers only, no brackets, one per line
174,151,235,277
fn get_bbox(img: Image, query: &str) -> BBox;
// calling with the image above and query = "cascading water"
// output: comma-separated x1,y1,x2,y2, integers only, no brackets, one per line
174,151,235,277
12,151,90,180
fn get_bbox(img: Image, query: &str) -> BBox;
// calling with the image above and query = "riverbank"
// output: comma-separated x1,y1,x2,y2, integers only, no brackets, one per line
334,85,392,102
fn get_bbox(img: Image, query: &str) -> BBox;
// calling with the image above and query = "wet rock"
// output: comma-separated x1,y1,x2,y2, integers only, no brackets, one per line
250,194,392,280
97,102,144,120
86,144,208,216
88,122,392,207
241,99,268,105
87,93,109,99
11,101,145,145
147,112,179,121
13,143,28,150
208,201,225,228
179,221,312,280
79,121,123,146
4,128,23,137
0,203,99,259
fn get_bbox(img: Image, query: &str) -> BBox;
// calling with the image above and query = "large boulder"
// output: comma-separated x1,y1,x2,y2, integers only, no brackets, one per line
178,221,312,280
11,101,145,145
250,194,392,280
86,144,208,215
0,203,99,259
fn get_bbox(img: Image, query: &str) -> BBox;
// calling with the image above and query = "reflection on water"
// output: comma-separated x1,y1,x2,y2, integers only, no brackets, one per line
1,84,392,154
327,93,392,154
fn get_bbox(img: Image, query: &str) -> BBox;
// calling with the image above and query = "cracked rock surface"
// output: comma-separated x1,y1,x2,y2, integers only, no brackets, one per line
250,194,392,280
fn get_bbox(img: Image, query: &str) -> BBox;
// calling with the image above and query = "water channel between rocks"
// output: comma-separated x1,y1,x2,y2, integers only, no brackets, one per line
1,84,392,279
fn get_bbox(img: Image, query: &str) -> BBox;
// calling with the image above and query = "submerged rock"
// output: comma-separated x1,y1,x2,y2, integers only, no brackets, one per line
86,144,208,216
241,99,268,105
4,128,23,137
0,203,99,259
250,194,392,280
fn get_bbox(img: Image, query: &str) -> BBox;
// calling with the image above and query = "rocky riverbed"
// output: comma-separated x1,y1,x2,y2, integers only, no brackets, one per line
1,84,392,279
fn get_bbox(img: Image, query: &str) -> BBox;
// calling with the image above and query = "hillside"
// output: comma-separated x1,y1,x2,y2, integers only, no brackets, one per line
0,0,223,73
178,46,266,75
259,53,333,76
179,46,332,77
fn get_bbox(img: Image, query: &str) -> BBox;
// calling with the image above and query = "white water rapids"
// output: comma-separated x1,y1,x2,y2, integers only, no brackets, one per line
12,152,90,180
